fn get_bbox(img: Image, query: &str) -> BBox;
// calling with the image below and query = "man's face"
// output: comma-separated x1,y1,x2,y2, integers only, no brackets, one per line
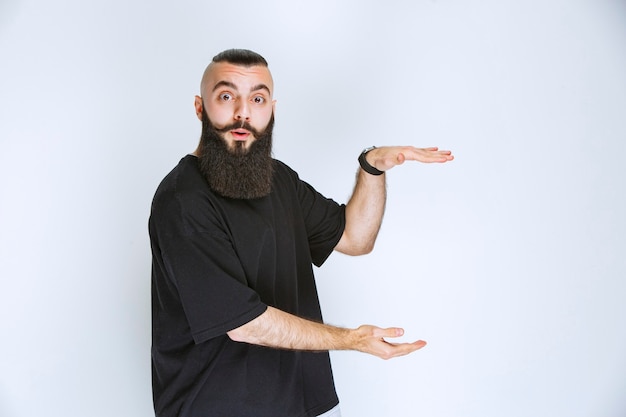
195,62,276,151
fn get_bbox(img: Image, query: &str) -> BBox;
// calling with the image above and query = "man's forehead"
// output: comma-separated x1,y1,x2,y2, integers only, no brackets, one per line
202,62,274,94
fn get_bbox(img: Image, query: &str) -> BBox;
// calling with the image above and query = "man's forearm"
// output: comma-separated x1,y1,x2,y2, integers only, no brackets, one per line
336,167,387,255
336,145,454,255
227,306,427,360
228,306,353,351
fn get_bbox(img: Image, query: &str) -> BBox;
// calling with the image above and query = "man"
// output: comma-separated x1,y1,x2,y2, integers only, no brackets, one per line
149,48,453,417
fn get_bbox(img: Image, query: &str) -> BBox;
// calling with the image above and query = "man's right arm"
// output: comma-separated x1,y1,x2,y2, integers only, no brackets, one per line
227,306,426,360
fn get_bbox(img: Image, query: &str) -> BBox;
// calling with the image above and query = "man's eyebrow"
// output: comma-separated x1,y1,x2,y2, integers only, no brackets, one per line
211,81,271,95
251,84,271,95
212,80,237,92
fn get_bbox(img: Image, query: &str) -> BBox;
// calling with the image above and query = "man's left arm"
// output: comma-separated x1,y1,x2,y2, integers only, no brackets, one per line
334,146,454,256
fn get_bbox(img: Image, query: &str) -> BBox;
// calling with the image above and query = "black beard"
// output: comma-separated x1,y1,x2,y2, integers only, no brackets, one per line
197,109,275,200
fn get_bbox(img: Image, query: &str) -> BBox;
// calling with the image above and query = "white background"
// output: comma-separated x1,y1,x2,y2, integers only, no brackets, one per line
1,0,625,416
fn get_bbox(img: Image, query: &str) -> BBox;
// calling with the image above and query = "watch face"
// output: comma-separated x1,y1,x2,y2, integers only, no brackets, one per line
363,146,376,153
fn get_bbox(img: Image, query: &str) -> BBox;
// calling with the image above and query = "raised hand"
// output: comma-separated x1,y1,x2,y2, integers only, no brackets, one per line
366,146,454,172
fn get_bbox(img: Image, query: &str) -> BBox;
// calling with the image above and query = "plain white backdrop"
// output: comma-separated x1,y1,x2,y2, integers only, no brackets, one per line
1,0,625,416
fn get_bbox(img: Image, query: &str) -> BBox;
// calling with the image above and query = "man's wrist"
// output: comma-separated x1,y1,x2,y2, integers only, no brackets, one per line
358,146,384,176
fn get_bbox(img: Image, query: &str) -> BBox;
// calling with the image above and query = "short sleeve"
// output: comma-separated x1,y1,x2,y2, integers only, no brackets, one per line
285,166,346,267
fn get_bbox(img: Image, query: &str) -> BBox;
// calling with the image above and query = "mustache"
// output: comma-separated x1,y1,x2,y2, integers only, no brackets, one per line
212,120,261,136
201,105,262,137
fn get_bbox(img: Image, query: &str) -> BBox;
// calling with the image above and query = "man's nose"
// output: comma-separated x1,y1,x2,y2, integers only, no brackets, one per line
234,100,250,121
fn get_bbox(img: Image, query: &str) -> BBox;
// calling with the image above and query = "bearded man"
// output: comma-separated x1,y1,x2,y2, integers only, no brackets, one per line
149,48,454,417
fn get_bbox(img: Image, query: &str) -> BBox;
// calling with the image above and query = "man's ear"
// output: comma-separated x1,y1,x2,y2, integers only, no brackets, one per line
194,96,203,121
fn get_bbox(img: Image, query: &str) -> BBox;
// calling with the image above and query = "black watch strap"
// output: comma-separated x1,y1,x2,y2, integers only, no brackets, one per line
358,146,384,176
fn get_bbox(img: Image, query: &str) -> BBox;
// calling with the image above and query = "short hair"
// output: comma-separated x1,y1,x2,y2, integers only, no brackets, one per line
211,49,268,67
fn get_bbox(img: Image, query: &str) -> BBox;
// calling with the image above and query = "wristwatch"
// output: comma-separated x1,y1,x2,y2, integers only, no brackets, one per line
358,146,384,176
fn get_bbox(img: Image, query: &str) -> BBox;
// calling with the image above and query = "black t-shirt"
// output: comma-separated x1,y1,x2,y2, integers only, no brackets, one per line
149,155,346,417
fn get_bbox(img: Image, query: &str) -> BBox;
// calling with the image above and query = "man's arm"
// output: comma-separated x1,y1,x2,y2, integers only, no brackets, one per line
335,146,454,256
227,306,426,360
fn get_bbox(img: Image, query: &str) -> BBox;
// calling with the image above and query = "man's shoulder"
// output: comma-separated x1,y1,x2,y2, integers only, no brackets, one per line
272,158,292,173
272,159,302,182
155,155,204,194
151,155,210,212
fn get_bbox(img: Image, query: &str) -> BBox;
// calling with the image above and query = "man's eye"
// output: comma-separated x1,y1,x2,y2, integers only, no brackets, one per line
253,96,265,104
219,93,232,101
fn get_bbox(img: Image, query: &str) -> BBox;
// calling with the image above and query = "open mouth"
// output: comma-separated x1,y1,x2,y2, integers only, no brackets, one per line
231,129,251,141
